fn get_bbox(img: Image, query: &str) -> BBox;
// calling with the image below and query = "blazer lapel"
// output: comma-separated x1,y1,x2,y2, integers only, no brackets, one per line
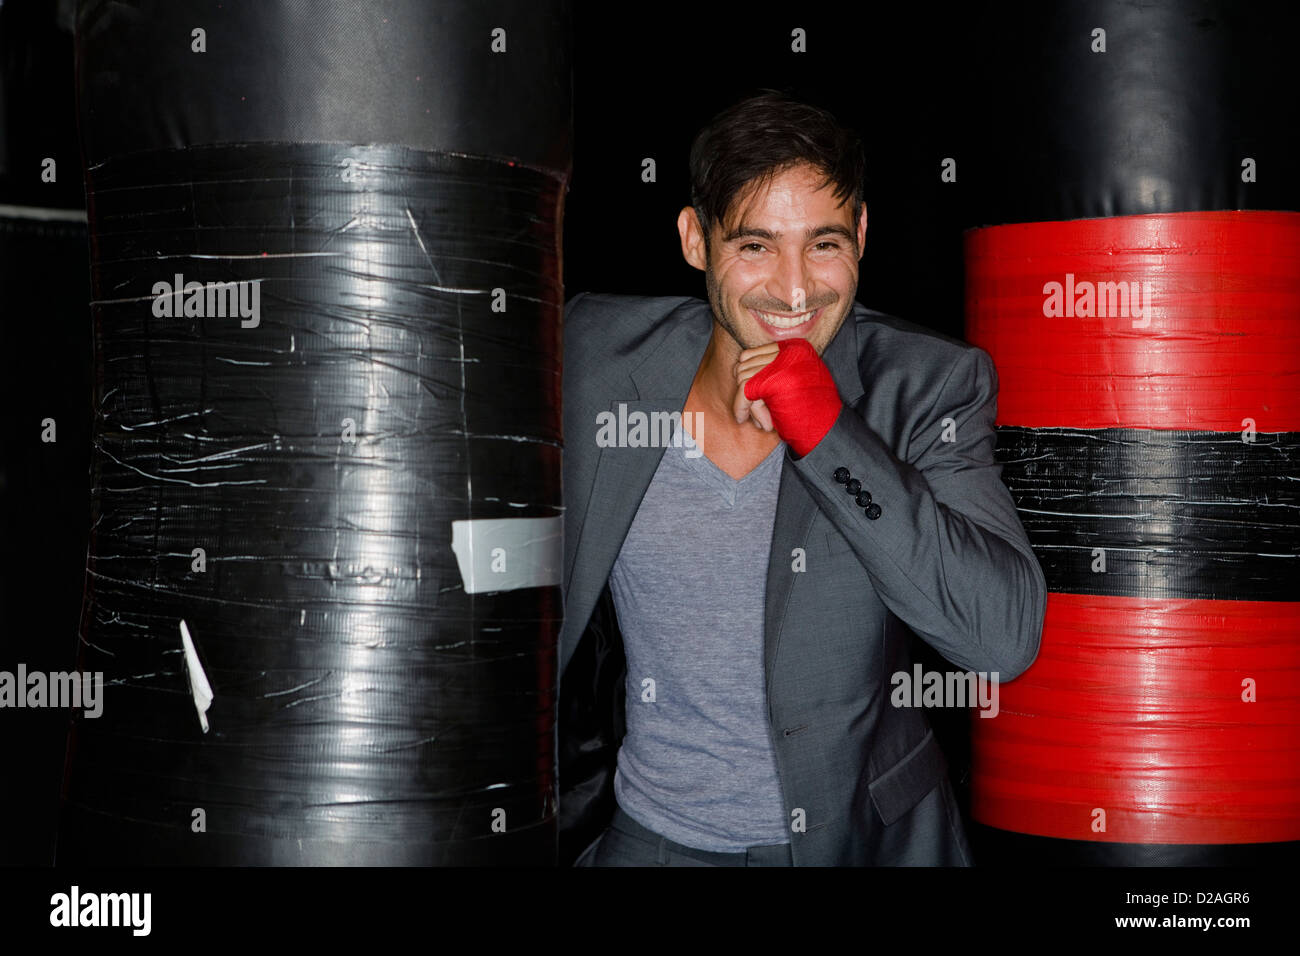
761,308,865,693
562,302,712,674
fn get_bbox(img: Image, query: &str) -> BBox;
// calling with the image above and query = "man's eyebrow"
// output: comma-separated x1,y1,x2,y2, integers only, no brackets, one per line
722,223,857,244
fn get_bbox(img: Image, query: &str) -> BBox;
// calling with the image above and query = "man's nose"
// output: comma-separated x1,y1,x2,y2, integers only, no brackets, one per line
767,251,813,311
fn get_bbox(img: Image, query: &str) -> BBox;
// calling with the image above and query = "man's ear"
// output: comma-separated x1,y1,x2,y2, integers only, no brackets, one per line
856,204,868,259
678,206,709,272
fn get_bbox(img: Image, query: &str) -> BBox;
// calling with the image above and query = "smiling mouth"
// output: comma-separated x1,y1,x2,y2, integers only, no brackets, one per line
751,307,819,329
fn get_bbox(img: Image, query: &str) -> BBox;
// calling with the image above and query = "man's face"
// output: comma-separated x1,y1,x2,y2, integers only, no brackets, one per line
679,162,867,356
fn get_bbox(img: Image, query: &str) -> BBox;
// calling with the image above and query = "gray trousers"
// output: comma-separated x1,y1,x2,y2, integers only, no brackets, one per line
578,806,794,867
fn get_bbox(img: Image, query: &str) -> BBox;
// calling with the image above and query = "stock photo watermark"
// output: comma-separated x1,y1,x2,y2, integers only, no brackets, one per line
0,665,103,718
151,272,261,328
891,664,1000,718
595,404,704,458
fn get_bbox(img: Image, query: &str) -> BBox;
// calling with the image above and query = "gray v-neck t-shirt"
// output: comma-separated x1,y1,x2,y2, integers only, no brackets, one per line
609,421,791,850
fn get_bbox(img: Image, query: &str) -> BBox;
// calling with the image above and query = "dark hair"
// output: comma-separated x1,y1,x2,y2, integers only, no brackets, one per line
688,90,865,253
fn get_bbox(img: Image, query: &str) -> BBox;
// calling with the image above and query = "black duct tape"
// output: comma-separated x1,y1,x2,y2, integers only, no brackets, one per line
58,142,563,865
995,426,1300,601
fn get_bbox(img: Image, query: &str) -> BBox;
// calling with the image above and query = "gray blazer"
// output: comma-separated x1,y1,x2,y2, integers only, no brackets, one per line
557,293,1047,866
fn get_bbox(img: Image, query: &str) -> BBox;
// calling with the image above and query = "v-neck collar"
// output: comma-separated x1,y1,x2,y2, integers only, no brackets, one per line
662,418,785,506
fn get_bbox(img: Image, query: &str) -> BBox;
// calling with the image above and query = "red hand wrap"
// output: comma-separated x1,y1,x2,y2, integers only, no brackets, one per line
742,338,842,457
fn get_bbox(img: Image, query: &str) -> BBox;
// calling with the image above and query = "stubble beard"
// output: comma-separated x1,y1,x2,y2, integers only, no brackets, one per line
705,260,849,356
705,259,764,353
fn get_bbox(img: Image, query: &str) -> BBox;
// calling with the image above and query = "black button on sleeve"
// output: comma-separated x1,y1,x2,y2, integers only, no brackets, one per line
833,467,850,484
865,502,882,520
846,478,861,495
855,491,872,507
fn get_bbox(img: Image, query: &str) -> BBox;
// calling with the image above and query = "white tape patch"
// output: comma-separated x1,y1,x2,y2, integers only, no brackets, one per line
450,516,563,594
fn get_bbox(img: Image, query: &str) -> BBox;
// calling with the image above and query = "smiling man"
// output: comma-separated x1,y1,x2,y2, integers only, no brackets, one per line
558,90,1046,867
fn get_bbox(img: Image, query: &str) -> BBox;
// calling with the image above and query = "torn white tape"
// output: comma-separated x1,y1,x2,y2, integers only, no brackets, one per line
179,620,214,733
450,516,563,594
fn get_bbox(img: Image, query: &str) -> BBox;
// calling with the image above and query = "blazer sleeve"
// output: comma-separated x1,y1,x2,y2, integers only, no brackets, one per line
789,345,1047,680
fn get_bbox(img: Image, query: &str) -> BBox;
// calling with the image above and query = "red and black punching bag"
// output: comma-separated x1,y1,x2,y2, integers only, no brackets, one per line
59,1,572,865
964,1,1299,864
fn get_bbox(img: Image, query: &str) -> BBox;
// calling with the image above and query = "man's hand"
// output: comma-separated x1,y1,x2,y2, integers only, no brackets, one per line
735,338,843,457
733,343,780,432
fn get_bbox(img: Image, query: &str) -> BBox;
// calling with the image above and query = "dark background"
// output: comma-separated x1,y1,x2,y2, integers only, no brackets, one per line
563,4,975,338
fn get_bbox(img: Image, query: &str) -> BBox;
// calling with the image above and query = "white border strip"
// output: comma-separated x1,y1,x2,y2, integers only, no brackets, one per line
0,203,87,223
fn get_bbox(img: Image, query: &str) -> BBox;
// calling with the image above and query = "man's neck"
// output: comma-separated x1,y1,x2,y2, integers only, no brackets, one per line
689,323,747,419
682,323,782,478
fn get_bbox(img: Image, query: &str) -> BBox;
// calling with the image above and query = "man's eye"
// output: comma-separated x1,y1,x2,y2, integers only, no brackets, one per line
815,241,840,251
742,243,765,253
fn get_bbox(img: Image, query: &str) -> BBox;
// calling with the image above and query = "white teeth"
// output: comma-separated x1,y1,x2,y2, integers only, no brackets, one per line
755,309,813,329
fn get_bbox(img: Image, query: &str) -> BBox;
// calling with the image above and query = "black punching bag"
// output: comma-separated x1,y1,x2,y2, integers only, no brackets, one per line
59,1,571,865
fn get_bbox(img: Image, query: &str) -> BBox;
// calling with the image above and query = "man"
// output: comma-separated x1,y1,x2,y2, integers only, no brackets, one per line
558,91,1046,866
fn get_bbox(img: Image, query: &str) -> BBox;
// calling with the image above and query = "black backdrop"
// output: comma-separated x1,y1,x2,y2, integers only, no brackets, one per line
563,4,974,337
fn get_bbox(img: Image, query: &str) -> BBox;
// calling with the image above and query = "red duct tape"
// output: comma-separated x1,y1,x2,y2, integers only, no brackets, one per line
972,593,1300,844
966,211,1300,432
